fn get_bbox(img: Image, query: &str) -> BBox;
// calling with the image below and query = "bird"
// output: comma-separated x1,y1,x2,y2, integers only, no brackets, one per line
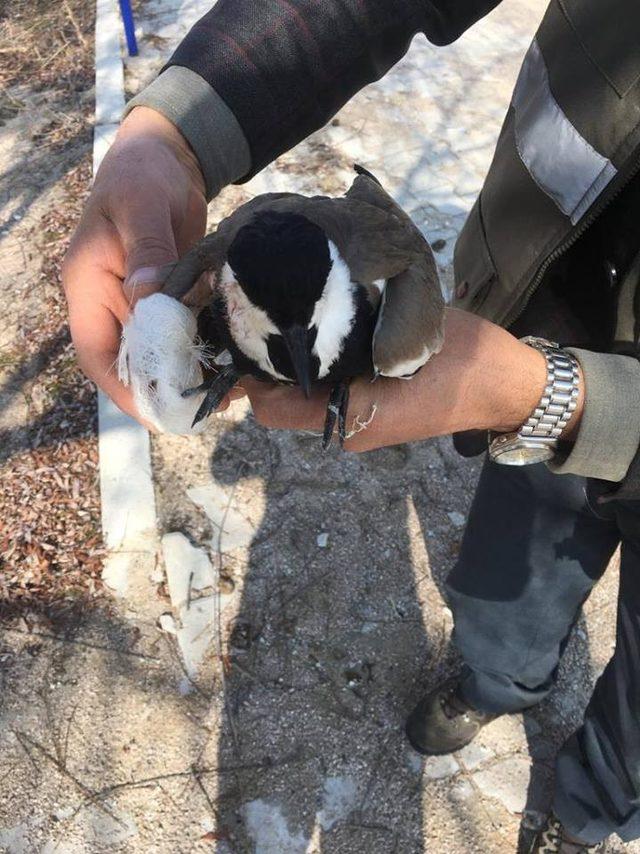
127,166,445,448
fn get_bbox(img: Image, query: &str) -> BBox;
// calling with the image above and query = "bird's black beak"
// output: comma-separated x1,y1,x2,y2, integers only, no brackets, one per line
282,325,312,398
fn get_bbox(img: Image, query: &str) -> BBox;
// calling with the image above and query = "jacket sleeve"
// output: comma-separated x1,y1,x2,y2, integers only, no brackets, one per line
126,0,503,197
548,348,640,498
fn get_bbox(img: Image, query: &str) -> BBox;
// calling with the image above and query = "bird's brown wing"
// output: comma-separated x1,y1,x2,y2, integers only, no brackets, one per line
372,253,445,377
309,169,446,375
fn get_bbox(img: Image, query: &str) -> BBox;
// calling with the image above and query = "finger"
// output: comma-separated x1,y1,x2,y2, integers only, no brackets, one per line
116,199,179,306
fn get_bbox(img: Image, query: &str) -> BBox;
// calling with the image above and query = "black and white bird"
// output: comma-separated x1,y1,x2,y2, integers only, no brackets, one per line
120,166,445,447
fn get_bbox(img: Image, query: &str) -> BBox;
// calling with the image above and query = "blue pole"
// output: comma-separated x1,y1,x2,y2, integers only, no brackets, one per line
118,0,139,56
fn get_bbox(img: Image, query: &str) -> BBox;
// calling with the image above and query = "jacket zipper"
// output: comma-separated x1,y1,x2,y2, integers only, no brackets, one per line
503,154,640,329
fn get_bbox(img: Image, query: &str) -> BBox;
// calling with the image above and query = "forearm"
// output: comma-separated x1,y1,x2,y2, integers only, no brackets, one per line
345,309,580,451
127,0,503,196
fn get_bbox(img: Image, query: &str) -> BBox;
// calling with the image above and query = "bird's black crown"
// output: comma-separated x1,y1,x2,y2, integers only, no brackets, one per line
227,210,332,328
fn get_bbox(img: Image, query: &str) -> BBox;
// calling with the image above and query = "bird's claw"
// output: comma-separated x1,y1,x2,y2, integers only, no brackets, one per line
184,365,239,427
322,380,350,451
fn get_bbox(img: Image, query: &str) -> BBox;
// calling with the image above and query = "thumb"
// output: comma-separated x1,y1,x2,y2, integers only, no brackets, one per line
120,203,178,307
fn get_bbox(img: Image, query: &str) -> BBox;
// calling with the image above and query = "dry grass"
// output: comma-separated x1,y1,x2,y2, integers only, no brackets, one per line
0,0,94,95
0,1,102,619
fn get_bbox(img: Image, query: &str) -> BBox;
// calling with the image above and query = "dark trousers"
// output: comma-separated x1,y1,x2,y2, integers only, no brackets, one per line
447,459,640,845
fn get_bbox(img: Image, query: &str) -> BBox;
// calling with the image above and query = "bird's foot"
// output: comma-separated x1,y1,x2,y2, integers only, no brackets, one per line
322,380,350,451
182,365,239,427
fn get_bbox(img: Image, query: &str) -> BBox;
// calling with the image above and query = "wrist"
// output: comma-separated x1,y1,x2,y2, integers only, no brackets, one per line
490,339,584,440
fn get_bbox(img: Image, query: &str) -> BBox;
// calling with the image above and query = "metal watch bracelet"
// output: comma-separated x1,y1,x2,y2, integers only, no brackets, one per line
488,337,581,466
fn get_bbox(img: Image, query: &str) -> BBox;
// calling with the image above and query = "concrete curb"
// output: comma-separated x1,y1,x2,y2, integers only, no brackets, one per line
94,0,158,596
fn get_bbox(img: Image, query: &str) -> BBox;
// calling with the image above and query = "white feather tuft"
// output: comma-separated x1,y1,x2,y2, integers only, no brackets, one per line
118,293,209,434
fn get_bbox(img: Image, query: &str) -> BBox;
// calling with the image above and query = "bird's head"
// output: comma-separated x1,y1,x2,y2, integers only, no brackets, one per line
227,210,343,396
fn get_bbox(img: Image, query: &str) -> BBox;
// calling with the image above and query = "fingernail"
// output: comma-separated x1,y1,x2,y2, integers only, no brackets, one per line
124,266,164,289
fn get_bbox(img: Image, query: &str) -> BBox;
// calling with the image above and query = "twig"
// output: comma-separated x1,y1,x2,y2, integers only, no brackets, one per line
4,627,160,661
79,749,306,806
191,767,220,821
62,703,80,768
12,730,124,826
39,42,69,71
63,1,87,47
212,466,248,757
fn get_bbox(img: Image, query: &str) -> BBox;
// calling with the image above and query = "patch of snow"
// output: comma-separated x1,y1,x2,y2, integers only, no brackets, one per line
242,800,308,854
317,775,359,831
162,532,215,610
423,754,460,780
0,823,28,854
457,742,494,770
87,807,137,846
158,613,177,635
175,596,216,678
473,756,531,814
188,483,255,551
406,749,423,774
101,553,130,597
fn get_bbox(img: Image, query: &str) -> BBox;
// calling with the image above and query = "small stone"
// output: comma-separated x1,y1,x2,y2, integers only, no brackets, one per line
447,511,466,528
423,754,460,780
52,806,74,821
450,780,474,802
432,238,447,252
158,613,177,635
219,575,235,594
230,621,253,650
317,532,329,548
522,810,547,831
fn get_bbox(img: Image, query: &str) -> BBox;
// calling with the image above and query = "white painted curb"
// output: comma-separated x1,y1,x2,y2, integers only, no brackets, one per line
93,0,158,595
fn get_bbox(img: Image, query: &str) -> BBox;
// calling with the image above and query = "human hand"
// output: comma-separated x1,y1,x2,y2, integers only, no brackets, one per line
243,309,584,452
62,106,216,422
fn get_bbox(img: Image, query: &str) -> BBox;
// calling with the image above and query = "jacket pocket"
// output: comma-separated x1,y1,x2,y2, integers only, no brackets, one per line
559,0,640,97
453,194,496,312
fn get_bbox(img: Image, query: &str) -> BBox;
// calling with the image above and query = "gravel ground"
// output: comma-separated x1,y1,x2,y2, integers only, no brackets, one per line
1,0,637,852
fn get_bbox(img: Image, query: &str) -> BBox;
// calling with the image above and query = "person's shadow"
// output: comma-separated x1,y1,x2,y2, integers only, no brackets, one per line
209,412,490,852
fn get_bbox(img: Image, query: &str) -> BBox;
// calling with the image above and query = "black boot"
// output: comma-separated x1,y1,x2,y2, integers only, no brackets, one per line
529,813,602,853
405,677,499,755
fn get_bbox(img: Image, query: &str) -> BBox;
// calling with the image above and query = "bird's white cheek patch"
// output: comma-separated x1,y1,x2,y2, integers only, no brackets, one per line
219,263,289,382
310,243,356,378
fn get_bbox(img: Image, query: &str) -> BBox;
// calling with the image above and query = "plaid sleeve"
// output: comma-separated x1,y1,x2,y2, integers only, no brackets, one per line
165,0,503,179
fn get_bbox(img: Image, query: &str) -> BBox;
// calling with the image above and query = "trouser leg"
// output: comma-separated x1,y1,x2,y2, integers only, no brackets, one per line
446,459,619,714
554,500,640,845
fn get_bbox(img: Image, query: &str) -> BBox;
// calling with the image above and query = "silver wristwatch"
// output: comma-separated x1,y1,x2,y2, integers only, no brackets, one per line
488,337,581,466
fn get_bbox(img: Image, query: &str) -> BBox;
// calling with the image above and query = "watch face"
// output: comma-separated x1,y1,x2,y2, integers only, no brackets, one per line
495,445,555,466
490,434,555,466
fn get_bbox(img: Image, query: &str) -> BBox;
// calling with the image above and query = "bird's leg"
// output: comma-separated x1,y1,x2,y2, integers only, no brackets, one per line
182,364,240,427
322,380,350,451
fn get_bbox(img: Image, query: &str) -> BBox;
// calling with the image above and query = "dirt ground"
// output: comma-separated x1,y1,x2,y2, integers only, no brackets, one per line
0,0,637,852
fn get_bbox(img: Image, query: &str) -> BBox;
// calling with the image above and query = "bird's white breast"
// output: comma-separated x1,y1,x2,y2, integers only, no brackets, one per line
310,242,356,378
218,263,289,381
